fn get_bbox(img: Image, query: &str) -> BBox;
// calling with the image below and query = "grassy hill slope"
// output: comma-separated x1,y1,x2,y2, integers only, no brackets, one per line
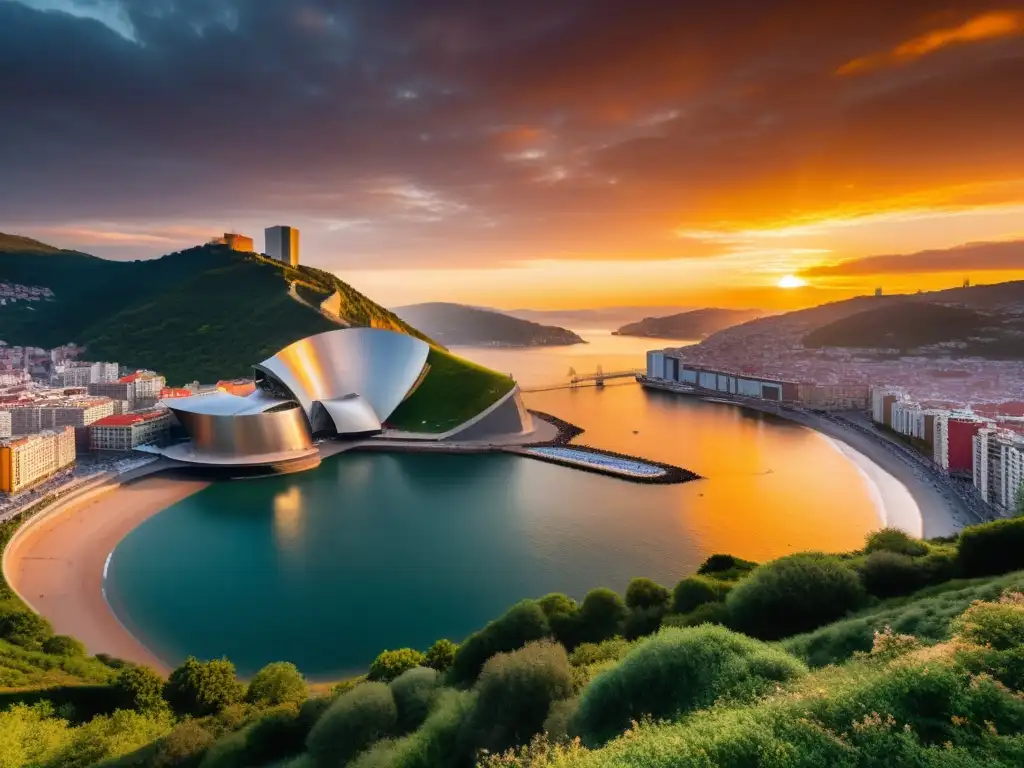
0,238,434,385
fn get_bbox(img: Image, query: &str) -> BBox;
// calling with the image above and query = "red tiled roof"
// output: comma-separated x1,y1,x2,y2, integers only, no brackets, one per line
91,410,168,427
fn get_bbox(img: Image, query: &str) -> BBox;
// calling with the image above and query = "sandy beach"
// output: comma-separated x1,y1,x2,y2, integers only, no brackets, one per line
3,475,208,672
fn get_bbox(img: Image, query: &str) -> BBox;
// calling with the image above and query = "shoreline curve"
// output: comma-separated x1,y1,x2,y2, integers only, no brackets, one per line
3,473,209,673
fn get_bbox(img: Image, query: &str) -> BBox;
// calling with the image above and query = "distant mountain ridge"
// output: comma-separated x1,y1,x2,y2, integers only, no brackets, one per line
614,307,765,339
392,302,585,347
507,306,693,330
0,232,432,384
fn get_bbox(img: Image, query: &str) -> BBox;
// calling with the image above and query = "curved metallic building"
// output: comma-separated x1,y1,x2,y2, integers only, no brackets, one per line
162,328,431,466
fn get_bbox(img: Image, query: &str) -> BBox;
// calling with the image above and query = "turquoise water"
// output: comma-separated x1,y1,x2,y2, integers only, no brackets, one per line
106,382,883,679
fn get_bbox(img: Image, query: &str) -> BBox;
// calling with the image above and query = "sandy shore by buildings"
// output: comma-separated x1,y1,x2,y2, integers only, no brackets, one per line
3,475,208,672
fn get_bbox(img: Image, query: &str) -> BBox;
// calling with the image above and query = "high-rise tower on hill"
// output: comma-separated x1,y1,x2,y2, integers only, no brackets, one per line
265,226,300,267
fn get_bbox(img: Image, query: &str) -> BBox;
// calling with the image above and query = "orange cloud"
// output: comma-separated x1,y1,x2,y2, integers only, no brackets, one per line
838,10,1024,75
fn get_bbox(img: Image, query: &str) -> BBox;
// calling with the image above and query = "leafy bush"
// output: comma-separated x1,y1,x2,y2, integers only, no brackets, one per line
50,708,175,768
662,600,731,628
542,698,579,742
369,648,427,683
958,517,1024,576
389,666,441,732
449,600,550,684
572,625,807,745
538,593,579,648
671,575,731,614
951,595,1024,651
146,719,216,768
624,578,670,610
0,606,53,648
568,638,634,667
859,551,930,598
163,657,244,717
202,705,305,768
306,682,397,766
358,689,476,768
782,572,1024,667
726,553,866,639
696,553,757,580
113,665,167,713
465,640,575,756
864,527,928,557
574,588,626,646
245,661,307,706
424,639,458,672
42,634,86,657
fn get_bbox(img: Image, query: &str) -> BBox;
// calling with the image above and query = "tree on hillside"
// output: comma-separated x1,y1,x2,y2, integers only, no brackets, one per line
245,661,307,706
163,657,243,717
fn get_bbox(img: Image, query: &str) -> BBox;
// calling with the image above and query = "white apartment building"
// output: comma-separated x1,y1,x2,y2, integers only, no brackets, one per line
54,365,92,388
0,411,11,439
870,386,905,425
974,428,1024,513
0,427,76,494
89,409,172,451
89,362,120,384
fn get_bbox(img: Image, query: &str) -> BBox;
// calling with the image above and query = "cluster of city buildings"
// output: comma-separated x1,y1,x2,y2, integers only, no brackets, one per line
0,282,53,306
872,387,1024,514
211,225,301,267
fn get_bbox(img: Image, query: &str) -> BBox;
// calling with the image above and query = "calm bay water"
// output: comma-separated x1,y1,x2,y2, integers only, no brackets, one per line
106,332,882,678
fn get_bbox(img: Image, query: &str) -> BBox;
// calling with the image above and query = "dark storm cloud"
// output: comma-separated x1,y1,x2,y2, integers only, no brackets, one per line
804,239,1024,277
1,0,1023,268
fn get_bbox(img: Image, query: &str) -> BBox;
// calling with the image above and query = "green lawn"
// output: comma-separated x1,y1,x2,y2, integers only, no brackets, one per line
386,347,515,433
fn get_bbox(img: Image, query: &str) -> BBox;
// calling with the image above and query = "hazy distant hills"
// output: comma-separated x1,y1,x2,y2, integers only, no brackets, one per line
614,308,765,339
393,302,585,347
0,233,430,383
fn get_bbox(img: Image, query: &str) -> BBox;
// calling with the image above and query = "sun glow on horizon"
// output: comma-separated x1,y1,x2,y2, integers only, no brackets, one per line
777,274,808,289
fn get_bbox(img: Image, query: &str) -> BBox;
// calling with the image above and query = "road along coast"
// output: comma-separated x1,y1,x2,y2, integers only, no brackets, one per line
3,473,208,672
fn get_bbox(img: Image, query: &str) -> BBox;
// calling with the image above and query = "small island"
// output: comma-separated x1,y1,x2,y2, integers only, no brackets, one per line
392,302,586,347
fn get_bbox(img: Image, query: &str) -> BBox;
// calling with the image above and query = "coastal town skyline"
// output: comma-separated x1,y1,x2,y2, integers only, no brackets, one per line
2,0,1024,310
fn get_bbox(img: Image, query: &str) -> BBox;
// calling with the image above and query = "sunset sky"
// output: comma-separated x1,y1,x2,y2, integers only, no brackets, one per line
1,0,1023,310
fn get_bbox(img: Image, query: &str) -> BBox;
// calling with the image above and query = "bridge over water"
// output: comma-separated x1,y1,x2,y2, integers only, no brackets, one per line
522,366,644,393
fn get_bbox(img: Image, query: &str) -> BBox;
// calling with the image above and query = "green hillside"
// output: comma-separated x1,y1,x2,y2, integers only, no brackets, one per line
803,301,1024,357
615,307,764,339
0,238,435,385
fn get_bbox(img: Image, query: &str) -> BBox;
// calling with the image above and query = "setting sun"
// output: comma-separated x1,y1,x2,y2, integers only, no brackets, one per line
777,275,807,289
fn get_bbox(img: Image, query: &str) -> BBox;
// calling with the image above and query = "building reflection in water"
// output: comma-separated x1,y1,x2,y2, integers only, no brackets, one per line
273,486,305,549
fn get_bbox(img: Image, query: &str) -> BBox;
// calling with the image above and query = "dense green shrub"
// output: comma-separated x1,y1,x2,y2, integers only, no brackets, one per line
306,681,397,766
957,517,1024,576
726,553,866,639
537,593,579,648
389,666,441,732
542,697,580,743
163,657,244,717
671,575,731,614
0,606,53,648
369,648,427,683
449,600,550,684
424,639,458,672
146,719,216,768
859,551,930,598
951,596,1024,651
245,661,307,706
864,527,929,557
624,578,670,610
572,625,807,746
465,640,575,756
622,606,665,640
662,600,731,628
355,689,476,768
569,638,634,668
50,708,175,768
696,553,758,580
574,588,626,645
113,666,167,713
295,696,333,738
783,572,1024,667
219,705,306,767
42,634,86,657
